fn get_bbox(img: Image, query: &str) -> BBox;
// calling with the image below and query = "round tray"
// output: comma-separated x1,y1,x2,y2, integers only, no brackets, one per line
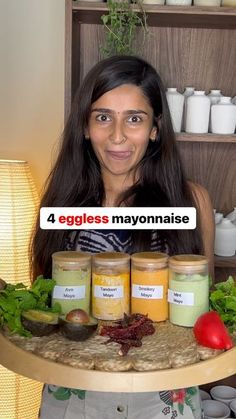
0,332,235,392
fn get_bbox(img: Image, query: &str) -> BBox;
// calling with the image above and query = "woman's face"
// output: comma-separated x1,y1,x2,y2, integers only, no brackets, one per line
86,84,157,180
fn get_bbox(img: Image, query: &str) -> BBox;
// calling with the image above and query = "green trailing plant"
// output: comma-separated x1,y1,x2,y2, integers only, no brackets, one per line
100,0,148,57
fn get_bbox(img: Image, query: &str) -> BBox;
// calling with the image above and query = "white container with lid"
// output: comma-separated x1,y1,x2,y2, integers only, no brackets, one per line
166,88,184,133
214,219,236,257
211,97,236,134
186,91,211,134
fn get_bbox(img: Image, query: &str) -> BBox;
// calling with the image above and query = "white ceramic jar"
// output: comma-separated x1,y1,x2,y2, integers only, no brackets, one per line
166,0,191,4
166,88,184,133
207,90,222,105
182,87,195,131
222,0,236,5
225,207,236,222
214,218,236,257
211,97,236,134
143,0,165,4
194,0,221,5
208,90,223,132
215,212,224,225
186,91,211,134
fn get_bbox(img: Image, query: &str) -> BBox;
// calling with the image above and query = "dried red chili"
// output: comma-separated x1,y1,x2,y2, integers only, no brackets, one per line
100,313,155,356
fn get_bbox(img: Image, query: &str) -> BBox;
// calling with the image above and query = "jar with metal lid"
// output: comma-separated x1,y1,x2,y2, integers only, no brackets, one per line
92,252,130,320
168,254,209,327
51,251,91,315
131,252,169,322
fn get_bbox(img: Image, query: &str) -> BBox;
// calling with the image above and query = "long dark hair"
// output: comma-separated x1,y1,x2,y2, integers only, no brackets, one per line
31,55,202,279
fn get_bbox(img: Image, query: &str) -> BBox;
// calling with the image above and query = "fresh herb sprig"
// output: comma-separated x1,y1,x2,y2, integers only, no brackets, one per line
210,276,236,333
0,276,59,336
101,0,148,57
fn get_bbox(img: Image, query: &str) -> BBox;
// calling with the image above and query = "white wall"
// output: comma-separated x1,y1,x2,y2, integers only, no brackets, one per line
0,0,65,193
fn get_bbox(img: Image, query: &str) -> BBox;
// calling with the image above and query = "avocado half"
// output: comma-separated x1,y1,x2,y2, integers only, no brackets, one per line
22,309,59,336
59,315,98,341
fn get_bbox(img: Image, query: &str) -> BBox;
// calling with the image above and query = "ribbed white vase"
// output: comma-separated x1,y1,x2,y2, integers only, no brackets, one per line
186,91,211,134
182,87,195,131
211,96,236,134
166,88,184,133
214,219,236,257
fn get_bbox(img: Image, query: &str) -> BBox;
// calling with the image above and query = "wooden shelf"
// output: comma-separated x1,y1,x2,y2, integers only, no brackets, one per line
215,255,236,268
176,133,236,143
72,2,236,28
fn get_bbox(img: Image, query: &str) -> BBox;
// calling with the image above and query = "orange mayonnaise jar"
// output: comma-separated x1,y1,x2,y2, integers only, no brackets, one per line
92,252,130,320
131,252,169,322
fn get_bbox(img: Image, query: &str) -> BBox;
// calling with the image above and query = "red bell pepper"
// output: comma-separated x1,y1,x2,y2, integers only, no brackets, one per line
193,311,233,350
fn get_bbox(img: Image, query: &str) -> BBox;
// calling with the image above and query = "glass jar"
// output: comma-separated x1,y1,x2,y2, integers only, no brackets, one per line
51,251,91,315
131,252,169,322
92,252,130,320
168,255,209,327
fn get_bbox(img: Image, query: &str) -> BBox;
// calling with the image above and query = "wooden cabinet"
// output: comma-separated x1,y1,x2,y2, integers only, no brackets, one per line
65,0,236,277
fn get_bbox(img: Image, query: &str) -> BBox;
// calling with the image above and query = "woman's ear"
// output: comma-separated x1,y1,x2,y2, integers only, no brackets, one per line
84,129,89,140
150,126,158,142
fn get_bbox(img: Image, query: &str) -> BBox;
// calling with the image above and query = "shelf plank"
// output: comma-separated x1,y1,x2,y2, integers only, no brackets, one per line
72,2,236,29
176,134,236,143
215,255,236,268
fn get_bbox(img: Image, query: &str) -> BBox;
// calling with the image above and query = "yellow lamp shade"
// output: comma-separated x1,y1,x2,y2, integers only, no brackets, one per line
0,159,43,418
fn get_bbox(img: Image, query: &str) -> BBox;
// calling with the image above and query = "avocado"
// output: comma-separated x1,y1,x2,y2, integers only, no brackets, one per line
22,309,59,336
59,315,98,341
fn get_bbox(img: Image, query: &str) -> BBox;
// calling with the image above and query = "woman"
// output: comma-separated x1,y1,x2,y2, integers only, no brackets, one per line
32,55,214,419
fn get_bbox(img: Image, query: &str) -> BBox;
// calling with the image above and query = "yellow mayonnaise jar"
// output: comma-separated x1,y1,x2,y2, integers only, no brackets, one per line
92,252,130,320
131,252,169,322
51,251,91,315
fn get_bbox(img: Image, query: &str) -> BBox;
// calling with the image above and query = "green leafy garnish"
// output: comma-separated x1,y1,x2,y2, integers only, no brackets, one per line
210,276,236,333
0,276,59,336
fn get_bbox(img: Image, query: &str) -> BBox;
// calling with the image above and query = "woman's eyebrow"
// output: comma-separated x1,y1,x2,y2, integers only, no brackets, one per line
91,108,148,115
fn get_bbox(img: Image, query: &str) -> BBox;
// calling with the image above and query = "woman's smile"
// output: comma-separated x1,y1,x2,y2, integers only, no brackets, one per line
106,150,133,160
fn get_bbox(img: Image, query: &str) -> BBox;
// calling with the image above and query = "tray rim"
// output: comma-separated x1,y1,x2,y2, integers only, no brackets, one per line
0,332,235,392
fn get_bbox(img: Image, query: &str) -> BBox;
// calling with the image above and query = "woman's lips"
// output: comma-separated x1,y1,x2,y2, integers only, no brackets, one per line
107,151,132,160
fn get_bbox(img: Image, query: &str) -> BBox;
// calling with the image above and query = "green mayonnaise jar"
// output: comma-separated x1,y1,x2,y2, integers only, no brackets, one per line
51,251,91,315
168,254,209,327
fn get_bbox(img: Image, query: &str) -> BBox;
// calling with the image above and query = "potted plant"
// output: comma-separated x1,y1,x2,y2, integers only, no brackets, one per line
100,0,149,57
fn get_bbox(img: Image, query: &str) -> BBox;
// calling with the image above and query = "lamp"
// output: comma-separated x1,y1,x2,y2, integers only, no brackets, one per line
0,159,43,418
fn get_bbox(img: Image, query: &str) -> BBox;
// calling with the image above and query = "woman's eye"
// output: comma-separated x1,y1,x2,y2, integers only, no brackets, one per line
128,115,142,123
96,114,111,122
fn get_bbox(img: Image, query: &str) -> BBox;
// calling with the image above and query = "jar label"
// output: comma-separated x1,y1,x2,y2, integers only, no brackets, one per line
132,284,163,299
168,289,194,306
52,285,86,300
94,285,123,299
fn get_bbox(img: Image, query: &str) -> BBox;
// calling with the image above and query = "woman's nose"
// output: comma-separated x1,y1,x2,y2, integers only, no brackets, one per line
109,122,127,145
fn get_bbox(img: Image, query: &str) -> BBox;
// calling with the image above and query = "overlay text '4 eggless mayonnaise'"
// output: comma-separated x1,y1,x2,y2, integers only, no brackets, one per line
131,252,169,322
168,254,209,327
92,252,130,320
51,251,91,315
